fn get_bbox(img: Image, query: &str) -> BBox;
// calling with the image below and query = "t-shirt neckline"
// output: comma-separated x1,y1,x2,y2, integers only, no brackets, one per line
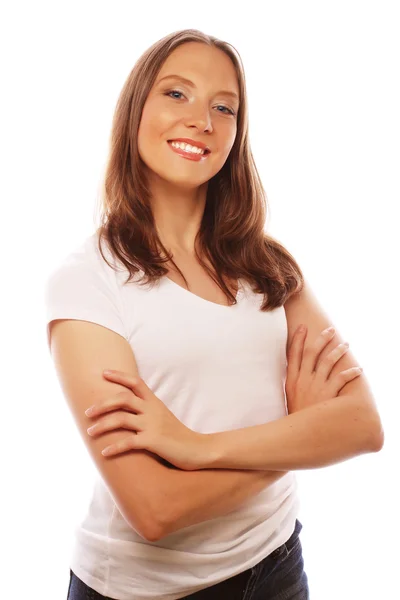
164,276,244,309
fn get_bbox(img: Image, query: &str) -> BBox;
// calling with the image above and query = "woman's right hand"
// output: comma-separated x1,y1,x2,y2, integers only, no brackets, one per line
285,325,363,414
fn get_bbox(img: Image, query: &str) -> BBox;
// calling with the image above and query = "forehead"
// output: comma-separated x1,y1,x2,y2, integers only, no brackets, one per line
156,43,239,94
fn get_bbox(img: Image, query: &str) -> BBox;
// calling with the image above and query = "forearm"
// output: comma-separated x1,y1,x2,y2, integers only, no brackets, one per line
158,466,287,539
204,394,382,472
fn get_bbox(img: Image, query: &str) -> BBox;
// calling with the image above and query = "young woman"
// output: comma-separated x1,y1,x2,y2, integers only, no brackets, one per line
45,29,383,600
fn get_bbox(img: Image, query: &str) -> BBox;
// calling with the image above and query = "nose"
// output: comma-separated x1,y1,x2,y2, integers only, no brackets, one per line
185,105,214,134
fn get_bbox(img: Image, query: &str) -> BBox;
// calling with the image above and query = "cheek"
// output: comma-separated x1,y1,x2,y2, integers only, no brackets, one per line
211,121,236,157
138,109,176,161
140,99,174,136
224,126,237,152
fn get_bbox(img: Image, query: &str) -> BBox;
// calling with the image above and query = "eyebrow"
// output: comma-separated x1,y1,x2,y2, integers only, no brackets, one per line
156,74,239,101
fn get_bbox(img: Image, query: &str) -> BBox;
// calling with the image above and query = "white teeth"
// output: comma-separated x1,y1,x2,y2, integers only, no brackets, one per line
170,141,205,155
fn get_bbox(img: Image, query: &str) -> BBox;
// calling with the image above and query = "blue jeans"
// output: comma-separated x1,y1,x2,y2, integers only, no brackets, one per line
67,519,309,600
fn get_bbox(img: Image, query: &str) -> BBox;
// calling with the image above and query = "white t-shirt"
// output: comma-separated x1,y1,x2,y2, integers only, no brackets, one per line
44,232,300,600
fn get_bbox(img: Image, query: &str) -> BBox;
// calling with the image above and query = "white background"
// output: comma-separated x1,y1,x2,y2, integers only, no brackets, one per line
1,1,398,598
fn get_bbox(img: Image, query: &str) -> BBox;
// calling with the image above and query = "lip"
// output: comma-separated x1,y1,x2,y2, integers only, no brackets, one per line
167,138,211,153
167,140,211,162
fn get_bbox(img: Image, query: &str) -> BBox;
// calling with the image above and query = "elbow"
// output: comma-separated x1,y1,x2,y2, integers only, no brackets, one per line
145,487,183,542
144,512,175,542
363,414,385,453
134,510,165,542
145,505,181,542
129,468,179,542
349,395,385,453
129,515,164,543
126,502,165,543
143,523,164,543
370,423,385,452
143,495,176,542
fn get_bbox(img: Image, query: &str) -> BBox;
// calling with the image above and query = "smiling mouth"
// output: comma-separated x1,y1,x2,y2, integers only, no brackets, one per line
166,141,212,163
167,140,211,155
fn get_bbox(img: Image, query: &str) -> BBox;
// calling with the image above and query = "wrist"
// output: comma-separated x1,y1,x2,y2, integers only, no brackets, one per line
198,432,223,469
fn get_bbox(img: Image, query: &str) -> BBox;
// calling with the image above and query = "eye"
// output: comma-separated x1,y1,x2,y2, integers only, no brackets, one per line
217,105,236,116
166,90,185,100
164,90,236,116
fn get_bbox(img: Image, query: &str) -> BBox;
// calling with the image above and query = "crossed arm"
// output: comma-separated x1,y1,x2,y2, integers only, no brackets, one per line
155,391,382,540
154,280,385,540
157,463,287,539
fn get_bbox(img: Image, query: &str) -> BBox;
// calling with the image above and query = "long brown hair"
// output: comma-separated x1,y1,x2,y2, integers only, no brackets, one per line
95,28,304,311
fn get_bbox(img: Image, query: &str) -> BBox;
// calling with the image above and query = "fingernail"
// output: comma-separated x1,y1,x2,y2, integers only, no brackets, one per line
85,406,95,416
326,327,335,333
298,325,305,333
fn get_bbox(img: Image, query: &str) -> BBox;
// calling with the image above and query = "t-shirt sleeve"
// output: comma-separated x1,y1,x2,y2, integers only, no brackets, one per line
44,248,128,353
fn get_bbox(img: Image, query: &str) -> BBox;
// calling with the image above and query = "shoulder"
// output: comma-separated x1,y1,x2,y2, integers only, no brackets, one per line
44,232,130,352
45,231,125,291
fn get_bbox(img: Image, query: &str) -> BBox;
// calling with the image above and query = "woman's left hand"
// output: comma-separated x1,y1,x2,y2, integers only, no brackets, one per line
85,370,209,470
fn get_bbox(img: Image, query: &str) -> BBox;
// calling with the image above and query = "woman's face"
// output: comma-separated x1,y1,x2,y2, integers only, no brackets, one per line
137,42,240,189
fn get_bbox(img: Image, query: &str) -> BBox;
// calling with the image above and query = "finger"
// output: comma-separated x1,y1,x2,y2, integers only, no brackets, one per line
103,370,141,386
87,412,142,437
102,433,145,457
287,325,307,377
315,342,350,380
85,390,143,418
103,371,148,399
333,367,363,394
302,327,336,374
